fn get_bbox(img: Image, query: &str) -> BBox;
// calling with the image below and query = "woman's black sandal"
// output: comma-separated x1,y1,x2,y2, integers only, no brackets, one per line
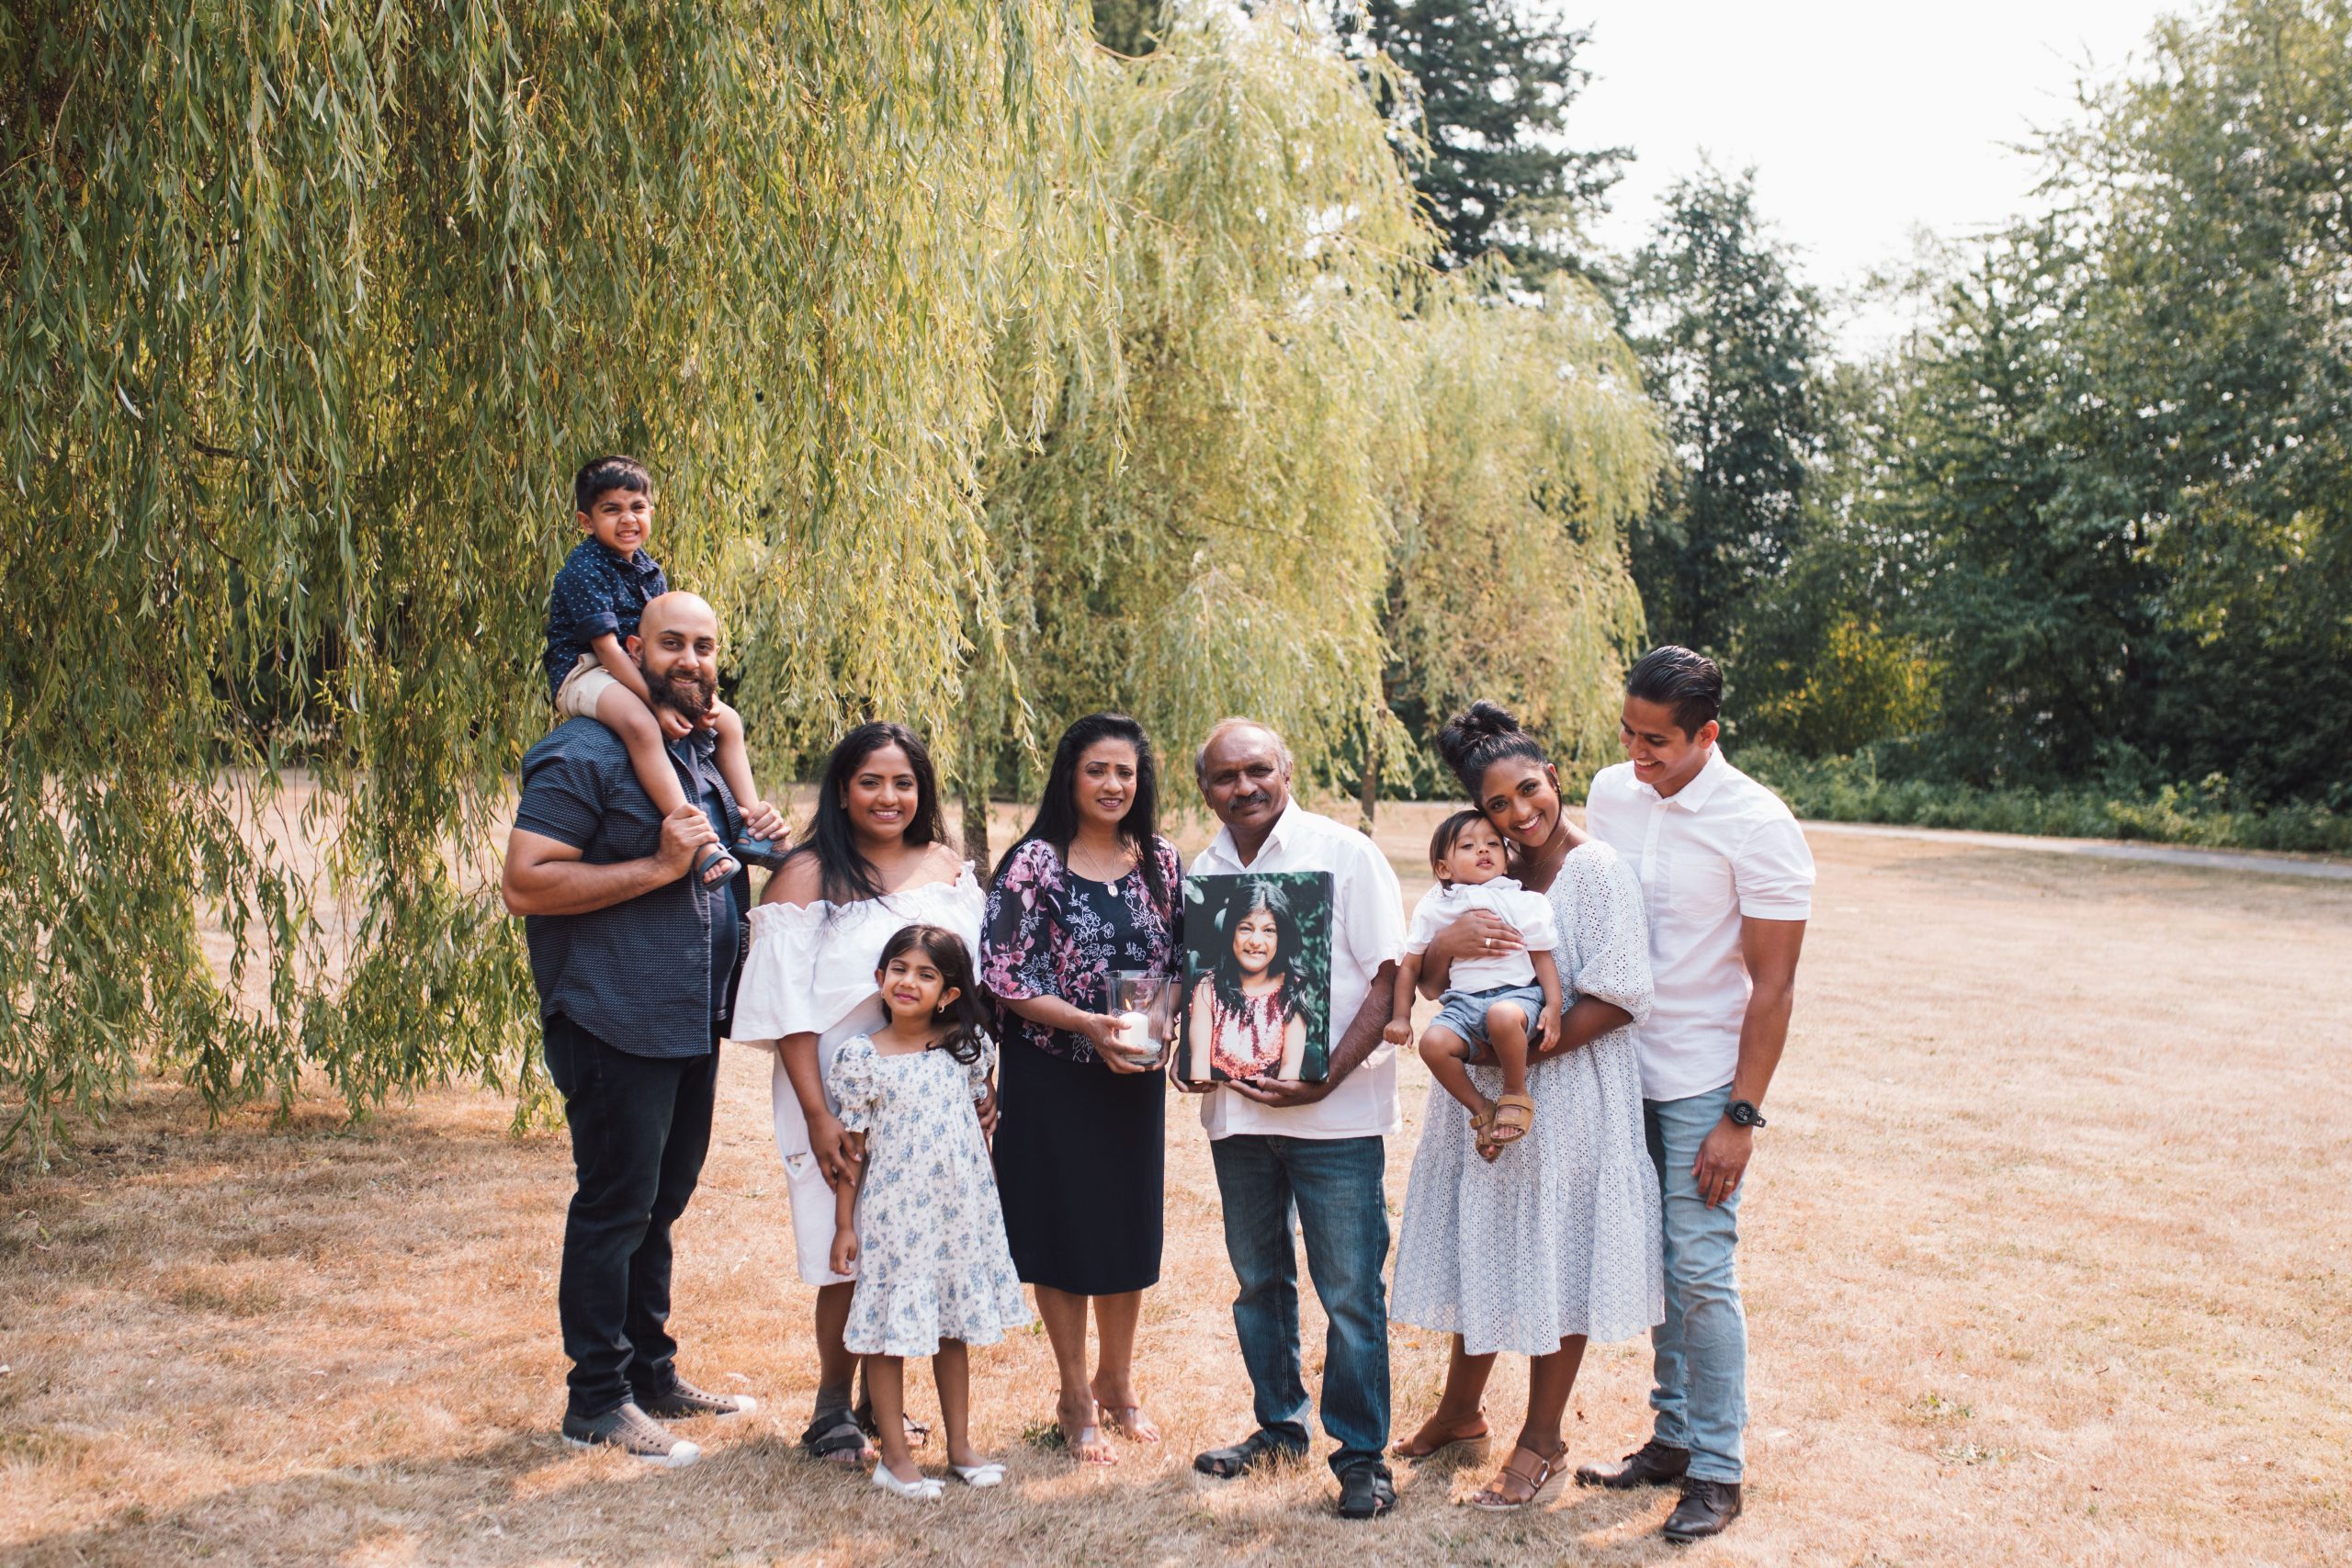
799,1411,871,1466
854,1400,930,1448
1193,1428,1307,1479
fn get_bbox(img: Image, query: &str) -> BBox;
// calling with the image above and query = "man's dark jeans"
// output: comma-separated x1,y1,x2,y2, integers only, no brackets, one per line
1209,1133,1392,1478
542,1013,718,1419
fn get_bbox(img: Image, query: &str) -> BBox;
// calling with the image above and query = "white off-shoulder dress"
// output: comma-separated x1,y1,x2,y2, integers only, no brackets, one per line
729,863,985,1285
828,1033,1030,1357
1392,840,1664,1355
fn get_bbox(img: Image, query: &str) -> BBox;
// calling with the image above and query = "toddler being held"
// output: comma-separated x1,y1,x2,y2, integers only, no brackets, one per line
1385,811,1562,1158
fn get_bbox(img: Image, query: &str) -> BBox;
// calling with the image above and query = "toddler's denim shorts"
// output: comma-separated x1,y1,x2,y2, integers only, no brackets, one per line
1430,981,1548,1062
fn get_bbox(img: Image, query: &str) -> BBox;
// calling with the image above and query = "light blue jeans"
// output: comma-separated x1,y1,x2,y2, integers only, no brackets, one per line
1644,1084,1747,1483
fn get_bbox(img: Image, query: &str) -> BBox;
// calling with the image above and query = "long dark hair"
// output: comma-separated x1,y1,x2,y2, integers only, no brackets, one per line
875,924,987,1065
1433,699,1551,803
992,712,1167,907
1206,876,1304,1018
782,722,946,906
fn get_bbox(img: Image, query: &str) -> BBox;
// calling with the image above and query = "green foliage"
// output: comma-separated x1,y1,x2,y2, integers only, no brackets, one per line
0,0,1091,1155
1379,275,1659,788
1340,0,1625,274
1625,168,1822,654
1091,0,1160,54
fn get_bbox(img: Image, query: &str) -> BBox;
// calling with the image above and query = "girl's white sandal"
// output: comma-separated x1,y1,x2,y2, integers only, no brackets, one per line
952,1461,1007,1488
872,1463,944,1501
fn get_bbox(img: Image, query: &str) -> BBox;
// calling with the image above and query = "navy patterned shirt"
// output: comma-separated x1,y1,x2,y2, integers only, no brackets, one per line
513,718,749,1057
544,538,669,700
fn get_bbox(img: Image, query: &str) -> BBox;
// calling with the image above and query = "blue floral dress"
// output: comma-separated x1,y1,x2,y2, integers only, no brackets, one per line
827,1034,1031,1357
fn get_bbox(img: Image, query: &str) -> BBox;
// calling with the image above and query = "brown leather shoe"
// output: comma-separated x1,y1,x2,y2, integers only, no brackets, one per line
1662,1478,1742,1542
1574,1438,1690,1490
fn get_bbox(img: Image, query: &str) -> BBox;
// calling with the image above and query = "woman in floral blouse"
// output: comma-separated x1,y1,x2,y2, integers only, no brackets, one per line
980,713,1182,1465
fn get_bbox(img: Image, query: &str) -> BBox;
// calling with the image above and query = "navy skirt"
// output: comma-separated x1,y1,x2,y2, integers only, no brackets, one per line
991,1032,1166,1295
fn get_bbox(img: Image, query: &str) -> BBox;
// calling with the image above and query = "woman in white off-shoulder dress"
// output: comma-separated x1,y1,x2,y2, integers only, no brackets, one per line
729,722,984,1465
1390,701,1662,1510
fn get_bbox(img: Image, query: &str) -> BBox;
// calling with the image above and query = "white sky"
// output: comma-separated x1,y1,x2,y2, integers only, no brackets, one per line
1559,0,2180,354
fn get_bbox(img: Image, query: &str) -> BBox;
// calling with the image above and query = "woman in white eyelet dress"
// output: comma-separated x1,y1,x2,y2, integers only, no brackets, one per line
727,722,986,1462
1389,702,1662,1508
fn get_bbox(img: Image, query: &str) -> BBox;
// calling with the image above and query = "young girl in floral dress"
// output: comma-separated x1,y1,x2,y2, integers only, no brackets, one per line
826,925,1030,1500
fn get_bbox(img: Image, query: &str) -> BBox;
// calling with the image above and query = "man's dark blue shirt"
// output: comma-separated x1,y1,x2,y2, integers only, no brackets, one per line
544,538,668,701
513,718,747,1057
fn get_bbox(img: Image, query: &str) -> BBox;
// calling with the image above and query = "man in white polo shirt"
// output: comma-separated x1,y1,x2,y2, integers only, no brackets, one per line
1182,718,1407,1521
1575,647,1813,1544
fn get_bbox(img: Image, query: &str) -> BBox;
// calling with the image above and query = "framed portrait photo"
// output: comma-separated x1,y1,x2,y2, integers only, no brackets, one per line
1176,870,1336,1085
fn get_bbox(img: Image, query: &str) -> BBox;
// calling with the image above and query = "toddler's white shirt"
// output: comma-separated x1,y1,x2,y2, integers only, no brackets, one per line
1405,875,1556,992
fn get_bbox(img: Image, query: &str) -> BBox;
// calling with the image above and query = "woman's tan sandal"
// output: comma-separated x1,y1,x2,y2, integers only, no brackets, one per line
1487,1094,1535,1146
1392,1410,1490,1460
1465,1440,1568,1510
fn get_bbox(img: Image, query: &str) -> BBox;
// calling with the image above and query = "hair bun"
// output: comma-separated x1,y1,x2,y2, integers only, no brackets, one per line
1434,700,1522,772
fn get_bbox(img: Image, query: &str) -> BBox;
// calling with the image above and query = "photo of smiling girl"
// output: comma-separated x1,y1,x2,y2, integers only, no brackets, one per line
1180,873,1333,1084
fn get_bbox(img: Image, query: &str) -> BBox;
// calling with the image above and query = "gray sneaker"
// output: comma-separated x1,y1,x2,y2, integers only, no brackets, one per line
637,1377,757,1421
561,1402,702,1468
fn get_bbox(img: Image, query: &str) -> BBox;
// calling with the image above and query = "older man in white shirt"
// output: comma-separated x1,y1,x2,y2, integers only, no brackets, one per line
1182,718,1406,1521
1576,648,1814,1544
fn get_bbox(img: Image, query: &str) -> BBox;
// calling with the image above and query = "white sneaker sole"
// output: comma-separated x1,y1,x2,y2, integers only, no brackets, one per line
563,1433,703,1469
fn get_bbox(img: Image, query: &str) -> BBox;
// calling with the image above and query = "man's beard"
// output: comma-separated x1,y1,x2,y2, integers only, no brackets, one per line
643,663,714,725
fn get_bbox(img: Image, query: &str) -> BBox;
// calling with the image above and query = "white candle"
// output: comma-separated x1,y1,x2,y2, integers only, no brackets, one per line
1114,1010,1151,1055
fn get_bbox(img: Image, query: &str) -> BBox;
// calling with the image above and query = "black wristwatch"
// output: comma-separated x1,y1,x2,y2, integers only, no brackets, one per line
1726,1099,1767,1129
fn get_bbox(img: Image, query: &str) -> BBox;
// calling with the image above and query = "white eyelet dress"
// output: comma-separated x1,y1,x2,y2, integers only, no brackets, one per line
1392,840,1665,1354
729,863,985,1286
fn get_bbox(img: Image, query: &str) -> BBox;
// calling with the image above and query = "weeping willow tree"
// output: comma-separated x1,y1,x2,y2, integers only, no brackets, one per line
1374,276,1661,807
0,0,1094,1154
979,5,1660,813
983,5,1430,794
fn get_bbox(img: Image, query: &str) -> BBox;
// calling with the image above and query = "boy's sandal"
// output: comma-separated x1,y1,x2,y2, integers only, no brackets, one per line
1469,1106,1501,1164
691,844,740,885
1465,1440,1569,1510
798,1412,872,1467
1193,1429,1308,1480
730,835,787,872
1487,1094,1536,1145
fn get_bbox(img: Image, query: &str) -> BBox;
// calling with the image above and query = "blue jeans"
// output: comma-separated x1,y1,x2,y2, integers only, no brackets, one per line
1645,1085,1747,1483
1208,1134,1391,1477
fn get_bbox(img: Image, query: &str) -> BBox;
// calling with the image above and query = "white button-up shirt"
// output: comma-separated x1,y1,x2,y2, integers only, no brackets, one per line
1192,799,1407,1141
1585,746,1815,1101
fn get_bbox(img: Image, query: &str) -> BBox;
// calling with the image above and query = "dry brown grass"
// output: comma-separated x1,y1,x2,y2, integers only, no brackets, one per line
5,811,2349,1566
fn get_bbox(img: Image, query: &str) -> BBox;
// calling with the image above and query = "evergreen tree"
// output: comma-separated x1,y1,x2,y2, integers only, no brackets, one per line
1625,168,1823,655
1345,0,1626,273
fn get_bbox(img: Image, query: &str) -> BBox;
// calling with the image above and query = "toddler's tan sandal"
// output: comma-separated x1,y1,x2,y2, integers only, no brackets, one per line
1487,1094,1535,1145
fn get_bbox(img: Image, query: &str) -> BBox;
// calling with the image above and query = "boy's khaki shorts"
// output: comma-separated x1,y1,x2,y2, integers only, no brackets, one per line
552,654,620,719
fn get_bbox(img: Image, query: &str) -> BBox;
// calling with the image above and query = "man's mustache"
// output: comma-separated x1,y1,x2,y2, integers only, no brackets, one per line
1229,791,1272,809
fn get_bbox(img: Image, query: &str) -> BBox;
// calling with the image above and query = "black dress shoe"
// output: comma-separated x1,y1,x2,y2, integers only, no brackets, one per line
1575,1438,1690,1490
1662,1478,1743,1542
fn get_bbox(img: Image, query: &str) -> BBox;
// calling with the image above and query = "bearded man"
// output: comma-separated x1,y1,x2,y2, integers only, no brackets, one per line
502,590,759,1467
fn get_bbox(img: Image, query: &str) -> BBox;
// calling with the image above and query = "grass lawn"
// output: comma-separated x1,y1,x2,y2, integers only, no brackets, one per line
4,809,2348,1565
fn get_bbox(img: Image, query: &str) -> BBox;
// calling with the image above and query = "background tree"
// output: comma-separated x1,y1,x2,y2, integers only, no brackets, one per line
0,0,1097,1155
1340,0,1628,274
1091,0,1159,54
1624,167,1824,657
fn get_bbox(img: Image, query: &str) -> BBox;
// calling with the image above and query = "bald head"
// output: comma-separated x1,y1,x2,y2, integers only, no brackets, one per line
629,592,721,722
638,590,718,643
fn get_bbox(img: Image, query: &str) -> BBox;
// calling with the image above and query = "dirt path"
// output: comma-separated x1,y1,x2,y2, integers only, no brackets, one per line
4,822,2347,1566
1799,818,2352,881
